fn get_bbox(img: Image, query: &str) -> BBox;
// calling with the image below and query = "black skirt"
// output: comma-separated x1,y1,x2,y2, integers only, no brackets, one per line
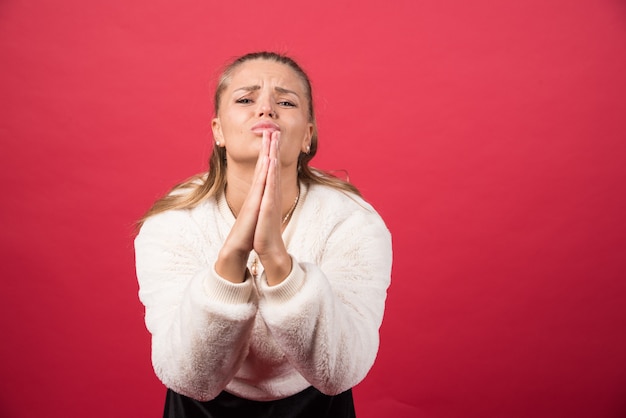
163,386,356,418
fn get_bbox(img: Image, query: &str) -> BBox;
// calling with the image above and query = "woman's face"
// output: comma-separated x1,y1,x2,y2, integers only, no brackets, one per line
212,59,314,170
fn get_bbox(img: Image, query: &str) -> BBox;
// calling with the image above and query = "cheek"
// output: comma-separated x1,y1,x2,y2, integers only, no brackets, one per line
222,115,247,137
290,115,310,139
283,125,306,148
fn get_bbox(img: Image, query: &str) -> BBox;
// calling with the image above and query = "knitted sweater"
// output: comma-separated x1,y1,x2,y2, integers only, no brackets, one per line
135,182,392,402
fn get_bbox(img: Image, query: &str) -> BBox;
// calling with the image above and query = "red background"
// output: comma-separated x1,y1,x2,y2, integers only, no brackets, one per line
2,0,626,417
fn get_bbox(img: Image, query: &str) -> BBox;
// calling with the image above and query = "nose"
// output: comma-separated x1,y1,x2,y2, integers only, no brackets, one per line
257,95,276,118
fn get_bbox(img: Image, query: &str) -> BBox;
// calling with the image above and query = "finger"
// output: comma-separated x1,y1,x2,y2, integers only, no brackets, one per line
241,154,268,220
256,134,282,242
261,129,271,157
271,130,281,205
251,130,272,194
252,130,270,179
255,155,281,250
244,130,271,206
269,130,279,165
266,131,280,212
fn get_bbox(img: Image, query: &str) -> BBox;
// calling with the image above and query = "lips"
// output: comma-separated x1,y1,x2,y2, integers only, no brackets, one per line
251,121,280,135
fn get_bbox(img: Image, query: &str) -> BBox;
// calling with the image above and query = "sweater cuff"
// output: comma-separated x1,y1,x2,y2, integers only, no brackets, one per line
258,255,305,304
204,265,254,305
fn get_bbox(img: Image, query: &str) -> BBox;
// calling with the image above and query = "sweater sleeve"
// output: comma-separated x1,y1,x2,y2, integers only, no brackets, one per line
135,210,258,401
256,207,392,395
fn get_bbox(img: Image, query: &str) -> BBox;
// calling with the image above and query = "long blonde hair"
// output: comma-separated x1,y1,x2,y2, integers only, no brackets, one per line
138,52,360,227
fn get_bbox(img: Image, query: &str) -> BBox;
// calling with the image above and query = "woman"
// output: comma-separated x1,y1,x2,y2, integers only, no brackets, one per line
135,51,392,418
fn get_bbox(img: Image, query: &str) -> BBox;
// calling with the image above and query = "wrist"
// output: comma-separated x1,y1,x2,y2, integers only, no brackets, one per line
259,251,292,286
215,247,250,283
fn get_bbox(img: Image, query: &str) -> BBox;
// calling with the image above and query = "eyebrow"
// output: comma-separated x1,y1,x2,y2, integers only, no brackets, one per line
233,85,300,97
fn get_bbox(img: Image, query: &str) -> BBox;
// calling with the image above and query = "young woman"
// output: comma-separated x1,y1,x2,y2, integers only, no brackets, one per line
135,51,392,418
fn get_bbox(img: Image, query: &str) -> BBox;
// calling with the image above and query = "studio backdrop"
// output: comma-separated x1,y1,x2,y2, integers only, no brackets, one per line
1,0,625,417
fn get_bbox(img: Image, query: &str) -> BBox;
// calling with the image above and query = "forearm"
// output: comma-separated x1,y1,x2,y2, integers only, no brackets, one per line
145,270,257,400
257,260,388,395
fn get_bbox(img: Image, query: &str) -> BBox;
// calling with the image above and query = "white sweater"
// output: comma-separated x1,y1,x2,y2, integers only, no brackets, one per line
135,182,392,401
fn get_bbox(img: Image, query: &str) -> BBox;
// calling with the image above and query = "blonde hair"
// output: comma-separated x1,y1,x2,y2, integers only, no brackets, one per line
138,52,360,227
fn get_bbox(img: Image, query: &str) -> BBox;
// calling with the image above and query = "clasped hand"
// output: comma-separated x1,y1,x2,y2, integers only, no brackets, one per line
216,130,292,286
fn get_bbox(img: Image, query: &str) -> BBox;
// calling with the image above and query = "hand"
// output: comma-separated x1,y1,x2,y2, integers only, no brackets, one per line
254,131,292,285
215,130,292,285
215,132,270,282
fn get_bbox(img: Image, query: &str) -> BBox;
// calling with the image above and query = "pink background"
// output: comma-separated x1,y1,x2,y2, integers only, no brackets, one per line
2,0,626,417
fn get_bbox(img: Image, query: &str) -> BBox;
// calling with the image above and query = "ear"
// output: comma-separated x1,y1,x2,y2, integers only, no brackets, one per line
301,122,314,153
211,118,224,146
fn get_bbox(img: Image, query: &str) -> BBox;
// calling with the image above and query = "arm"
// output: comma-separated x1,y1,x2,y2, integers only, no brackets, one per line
135,210,258,401
257,208,393,395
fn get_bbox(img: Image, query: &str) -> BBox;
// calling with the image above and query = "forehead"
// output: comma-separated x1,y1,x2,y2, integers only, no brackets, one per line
227,59,307,93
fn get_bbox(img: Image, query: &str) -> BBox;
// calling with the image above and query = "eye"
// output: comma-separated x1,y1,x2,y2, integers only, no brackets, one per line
278,100,296,107
236,98,253,104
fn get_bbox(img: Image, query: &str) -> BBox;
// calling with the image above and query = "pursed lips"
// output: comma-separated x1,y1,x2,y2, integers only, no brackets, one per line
251,121,280,135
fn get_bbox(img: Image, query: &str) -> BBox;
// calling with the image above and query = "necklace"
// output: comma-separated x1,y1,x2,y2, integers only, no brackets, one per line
225,186,300,279
280,187,301,225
